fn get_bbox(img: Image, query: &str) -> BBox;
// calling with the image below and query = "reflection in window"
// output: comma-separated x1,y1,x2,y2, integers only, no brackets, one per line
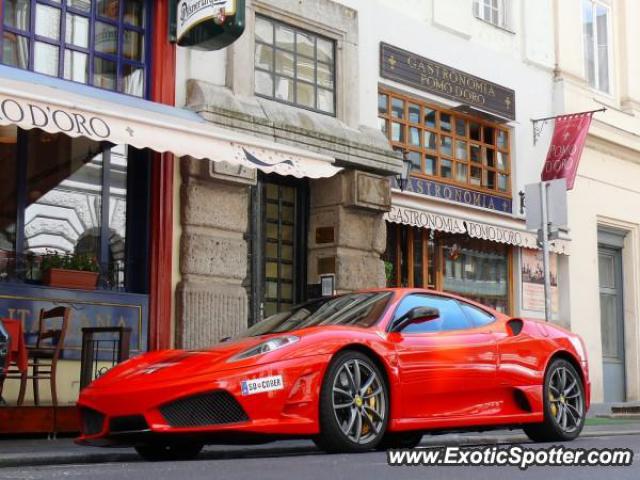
582,0,611,93
254,15,335,115
0,0,148,97
0,127,138,291
379,89,511,195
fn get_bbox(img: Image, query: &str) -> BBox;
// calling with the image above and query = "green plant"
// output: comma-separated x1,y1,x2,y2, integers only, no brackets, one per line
41,250,99,273
384,260,394,286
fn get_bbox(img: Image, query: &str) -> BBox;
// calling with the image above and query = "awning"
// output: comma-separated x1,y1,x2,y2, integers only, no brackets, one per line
385,203,570,255
0,66,341,179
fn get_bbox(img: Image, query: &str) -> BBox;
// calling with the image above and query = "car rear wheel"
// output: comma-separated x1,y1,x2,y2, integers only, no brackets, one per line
523,358,585,442
314,351,389,453
134,442,203,461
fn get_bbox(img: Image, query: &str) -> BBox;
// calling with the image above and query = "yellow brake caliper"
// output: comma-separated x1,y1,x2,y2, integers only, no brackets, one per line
550,391,558,417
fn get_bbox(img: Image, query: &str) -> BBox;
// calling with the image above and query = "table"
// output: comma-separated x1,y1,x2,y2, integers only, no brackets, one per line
1,318,28,373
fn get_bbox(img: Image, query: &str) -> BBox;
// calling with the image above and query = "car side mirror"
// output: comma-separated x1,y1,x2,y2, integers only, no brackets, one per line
391,307,440,332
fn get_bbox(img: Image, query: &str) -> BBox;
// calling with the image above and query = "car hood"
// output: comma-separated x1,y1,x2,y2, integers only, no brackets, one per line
84,325,383,391
86,335,279,389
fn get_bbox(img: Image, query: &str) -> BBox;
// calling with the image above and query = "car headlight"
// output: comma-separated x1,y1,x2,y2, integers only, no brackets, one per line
228,335,299,362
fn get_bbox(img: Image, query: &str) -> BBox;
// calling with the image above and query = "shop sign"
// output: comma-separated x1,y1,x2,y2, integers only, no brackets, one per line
466,221,537,249
0,96,112,140
391,176,513,214
385,205,541,250
380,43,516,120
521,249,559,313
176,0,245,51
541,112,593,190
385,205,466,234
0,287,148,360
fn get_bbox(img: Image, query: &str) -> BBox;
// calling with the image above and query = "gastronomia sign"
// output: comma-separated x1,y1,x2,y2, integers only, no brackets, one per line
0,97,112,140
380,43,516,120
385,205,539,249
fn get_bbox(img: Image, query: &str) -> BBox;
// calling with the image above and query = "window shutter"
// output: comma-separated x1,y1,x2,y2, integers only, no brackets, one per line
473,0,480,18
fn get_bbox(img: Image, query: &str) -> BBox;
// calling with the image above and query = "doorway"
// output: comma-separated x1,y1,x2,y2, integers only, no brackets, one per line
598,229,626,403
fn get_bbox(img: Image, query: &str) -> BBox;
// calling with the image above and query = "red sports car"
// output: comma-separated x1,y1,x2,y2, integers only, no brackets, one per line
76,288,590,460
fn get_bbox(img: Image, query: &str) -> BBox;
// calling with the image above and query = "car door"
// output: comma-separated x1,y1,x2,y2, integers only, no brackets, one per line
388,294,498,419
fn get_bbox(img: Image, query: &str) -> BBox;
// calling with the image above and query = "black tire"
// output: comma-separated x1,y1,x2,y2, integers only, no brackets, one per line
375,431,423,450
314,350,389,453
523,358,586,442
134,442,203,461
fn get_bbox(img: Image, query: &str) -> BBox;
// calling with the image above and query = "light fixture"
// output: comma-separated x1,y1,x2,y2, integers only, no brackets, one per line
396,151,413,191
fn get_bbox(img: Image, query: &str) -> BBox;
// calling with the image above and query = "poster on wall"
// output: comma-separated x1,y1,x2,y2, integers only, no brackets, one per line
521,249,559,313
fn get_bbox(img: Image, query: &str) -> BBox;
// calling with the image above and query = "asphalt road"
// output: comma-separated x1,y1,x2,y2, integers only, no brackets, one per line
1,434,639,480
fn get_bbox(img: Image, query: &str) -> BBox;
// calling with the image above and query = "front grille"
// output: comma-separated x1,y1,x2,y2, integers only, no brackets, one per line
160,391,249,428
81,408,105,435
109,415,149,433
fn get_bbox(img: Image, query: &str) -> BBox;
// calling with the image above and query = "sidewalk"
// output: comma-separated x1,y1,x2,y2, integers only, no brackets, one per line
1,418,639,468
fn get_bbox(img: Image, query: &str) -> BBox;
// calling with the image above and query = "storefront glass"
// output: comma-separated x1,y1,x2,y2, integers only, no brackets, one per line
385,224,511,313
0,127,147,292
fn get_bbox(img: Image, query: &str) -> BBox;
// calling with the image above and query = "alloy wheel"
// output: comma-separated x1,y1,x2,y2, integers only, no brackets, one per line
548,365,584,433
331,359,386,444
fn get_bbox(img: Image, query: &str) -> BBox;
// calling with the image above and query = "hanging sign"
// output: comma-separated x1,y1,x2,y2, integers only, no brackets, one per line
177,0,245,50
541,112,593,190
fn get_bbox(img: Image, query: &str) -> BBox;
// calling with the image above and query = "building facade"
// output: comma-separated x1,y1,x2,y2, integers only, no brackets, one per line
1,0,638,434
555,0,640,405
358,1,569,328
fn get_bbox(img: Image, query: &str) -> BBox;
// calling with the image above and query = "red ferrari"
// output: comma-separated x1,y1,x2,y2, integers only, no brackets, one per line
76,288,590,460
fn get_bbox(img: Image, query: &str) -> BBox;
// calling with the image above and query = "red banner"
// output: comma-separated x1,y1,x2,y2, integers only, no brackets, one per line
541,113,593,190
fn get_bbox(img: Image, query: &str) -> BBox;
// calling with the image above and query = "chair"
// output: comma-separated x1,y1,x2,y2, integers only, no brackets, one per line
22,307,71,407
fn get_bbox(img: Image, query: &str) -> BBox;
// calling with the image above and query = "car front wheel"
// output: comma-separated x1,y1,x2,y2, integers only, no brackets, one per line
524,358,586,442
314,351,389,453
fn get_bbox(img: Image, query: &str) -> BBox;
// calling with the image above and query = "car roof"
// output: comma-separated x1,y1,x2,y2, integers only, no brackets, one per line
350,287,506,318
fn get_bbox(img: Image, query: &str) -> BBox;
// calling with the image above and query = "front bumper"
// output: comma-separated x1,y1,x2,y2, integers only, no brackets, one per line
76,355,330,446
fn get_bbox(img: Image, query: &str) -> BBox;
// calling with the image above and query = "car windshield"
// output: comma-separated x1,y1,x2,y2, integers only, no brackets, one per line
239,292,393,337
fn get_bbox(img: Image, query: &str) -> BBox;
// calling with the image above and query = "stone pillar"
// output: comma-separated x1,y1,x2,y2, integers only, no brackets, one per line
307,170,391,292
175,158,255,349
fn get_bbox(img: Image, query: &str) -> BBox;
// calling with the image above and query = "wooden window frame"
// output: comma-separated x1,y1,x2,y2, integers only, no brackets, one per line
378,86,512,198
386,224,514,314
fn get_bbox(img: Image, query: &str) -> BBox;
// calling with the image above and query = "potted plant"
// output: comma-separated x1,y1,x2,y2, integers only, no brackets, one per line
41,251,100,290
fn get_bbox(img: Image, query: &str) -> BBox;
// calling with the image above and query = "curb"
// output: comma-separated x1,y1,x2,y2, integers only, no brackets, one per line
2,429,640,469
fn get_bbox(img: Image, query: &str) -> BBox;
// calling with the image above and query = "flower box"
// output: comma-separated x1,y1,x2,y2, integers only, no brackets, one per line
43,268,99,290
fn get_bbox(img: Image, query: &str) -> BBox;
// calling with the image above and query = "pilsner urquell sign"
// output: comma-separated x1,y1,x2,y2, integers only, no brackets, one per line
177,0,245,50
380,43,516,120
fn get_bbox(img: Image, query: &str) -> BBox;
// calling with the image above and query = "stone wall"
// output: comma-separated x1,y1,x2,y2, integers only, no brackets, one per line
307,170,391,292
175,158,254,349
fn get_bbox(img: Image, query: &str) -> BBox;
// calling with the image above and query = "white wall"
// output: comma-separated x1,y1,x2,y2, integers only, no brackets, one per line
554,0,640,402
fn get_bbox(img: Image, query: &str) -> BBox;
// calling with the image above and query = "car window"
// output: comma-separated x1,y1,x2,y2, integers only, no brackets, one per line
237,292,393,337
458,302,495,327
393,294,471,333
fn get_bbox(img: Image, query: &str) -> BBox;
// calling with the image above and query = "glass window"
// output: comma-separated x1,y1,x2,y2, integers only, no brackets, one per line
240,292,393,337
379,89,511,196
393,294,471,333
254,15,335,115
473,0,511,30
459,302,495,327
443,242,509,313
582,0,611,93
1,128,147,292
0,0,149,97
262,181,297,317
